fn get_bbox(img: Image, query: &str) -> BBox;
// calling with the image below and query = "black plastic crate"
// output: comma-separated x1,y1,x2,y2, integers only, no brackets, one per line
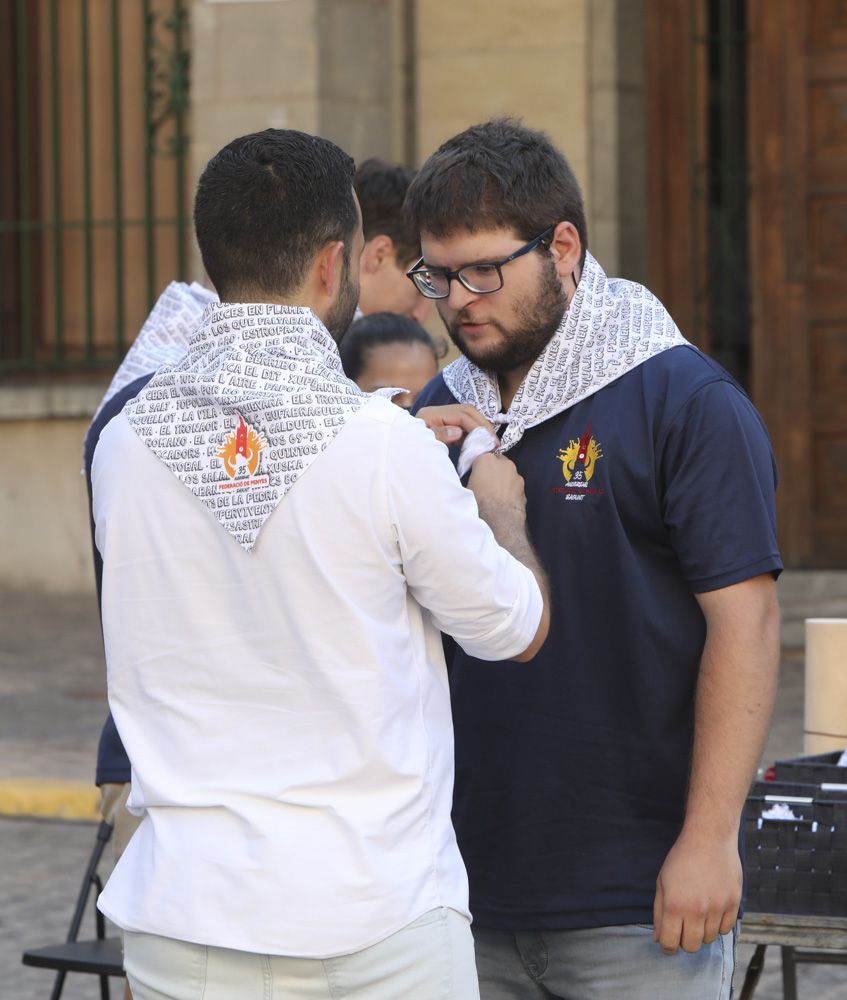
744,780,847,916
774,749,847,785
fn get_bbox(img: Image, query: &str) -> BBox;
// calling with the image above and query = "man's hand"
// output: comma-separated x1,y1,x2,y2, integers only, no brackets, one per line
467,453,526,517
651,574,778,955
653,827,741,954
416,404,493,446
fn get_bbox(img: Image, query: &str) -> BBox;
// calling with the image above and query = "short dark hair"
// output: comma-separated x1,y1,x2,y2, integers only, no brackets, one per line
404,118,588,265
194,129,357,300
354,158,421,266
339,312,445,382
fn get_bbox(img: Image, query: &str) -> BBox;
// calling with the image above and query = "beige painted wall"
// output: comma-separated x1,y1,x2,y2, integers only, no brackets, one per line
0,417,97,593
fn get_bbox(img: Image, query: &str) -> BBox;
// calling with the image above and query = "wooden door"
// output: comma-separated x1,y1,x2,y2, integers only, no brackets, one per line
749,0,847,566
648,0,847,567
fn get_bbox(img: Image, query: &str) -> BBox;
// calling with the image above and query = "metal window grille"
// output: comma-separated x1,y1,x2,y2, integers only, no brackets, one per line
0,0,190,375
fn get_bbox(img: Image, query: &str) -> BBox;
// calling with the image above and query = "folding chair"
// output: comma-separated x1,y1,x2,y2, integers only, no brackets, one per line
22,819,125,999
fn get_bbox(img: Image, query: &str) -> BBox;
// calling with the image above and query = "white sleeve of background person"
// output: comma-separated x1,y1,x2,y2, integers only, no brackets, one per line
388,414,542,661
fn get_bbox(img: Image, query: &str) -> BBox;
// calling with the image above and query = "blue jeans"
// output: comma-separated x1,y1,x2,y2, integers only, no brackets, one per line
474,923,736,1000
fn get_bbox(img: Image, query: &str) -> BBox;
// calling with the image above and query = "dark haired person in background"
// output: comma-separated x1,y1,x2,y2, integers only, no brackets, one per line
354,157,432,324
340,311,443,409
408,118,782,1000
90,127,550,1000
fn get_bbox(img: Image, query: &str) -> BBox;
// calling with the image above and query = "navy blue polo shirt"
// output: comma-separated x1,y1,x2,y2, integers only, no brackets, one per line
413,344,782,930
85,373,154,786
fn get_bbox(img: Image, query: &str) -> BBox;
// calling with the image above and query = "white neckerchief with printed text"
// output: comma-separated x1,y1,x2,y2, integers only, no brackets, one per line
124,303,381,551
443,252,688,453
92,282,216,421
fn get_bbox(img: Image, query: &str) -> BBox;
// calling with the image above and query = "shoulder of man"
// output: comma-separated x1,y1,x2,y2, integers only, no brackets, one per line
640,342,739,393
639,344,766,431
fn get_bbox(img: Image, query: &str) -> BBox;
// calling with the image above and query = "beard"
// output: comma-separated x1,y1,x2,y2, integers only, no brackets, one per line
445,255,568,373
324,250,360,343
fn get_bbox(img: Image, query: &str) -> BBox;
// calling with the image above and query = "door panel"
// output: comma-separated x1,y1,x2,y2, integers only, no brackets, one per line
724,1,847,565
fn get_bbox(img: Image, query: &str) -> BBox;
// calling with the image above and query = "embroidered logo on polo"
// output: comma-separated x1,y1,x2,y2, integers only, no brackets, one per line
216,415,269,492
552,425,605,501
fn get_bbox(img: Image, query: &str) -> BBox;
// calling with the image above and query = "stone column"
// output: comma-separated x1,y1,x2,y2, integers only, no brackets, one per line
587,0,648,281
190,0,321,172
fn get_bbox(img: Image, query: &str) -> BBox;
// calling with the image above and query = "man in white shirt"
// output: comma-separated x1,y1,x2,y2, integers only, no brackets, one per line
92,127,549,1000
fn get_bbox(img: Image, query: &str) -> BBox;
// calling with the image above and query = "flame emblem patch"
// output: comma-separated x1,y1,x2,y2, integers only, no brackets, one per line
218,415,267,479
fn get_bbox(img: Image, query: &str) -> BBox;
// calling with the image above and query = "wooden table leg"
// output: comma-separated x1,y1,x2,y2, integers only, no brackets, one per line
738,944,767,1000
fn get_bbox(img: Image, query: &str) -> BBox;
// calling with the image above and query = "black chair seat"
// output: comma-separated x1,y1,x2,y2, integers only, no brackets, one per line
21,820,124,997
22,936,124,976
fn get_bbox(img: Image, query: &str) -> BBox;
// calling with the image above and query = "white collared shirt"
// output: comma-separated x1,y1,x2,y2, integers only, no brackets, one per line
94,397,541,958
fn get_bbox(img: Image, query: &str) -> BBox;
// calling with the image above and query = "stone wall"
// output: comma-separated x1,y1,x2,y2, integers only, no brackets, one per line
0,386,106,591
189,0,647,276
414,0,590,191
587,0,647,280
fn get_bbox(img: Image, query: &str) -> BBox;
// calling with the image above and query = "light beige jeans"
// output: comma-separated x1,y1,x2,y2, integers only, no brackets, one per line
123,907,480,1000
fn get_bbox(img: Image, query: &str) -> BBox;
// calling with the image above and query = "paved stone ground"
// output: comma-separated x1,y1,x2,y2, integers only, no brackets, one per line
0,590,105,785
0,590,115,999
1,817,117,999
1,588,845,998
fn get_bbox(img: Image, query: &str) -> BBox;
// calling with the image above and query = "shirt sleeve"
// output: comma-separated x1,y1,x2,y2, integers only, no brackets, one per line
659,379,783,593
386,412,543,661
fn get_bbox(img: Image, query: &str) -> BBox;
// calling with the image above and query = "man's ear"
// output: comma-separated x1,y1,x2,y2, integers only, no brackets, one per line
548,221,582,279
360,234,395,274
315,240,347,298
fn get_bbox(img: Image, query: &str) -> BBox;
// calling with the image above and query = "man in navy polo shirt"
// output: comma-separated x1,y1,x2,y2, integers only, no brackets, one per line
408,119,782,999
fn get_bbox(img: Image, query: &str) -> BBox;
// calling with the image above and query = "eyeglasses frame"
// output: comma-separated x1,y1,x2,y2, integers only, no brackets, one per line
406,226,556,300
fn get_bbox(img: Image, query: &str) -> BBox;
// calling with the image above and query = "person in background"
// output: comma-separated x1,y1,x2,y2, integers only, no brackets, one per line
354,158,432,325
408,118,782,1000
340,311,444,409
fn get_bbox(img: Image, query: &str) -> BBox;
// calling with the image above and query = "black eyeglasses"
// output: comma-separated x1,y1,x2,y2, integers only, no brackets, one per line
406,226,555,300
